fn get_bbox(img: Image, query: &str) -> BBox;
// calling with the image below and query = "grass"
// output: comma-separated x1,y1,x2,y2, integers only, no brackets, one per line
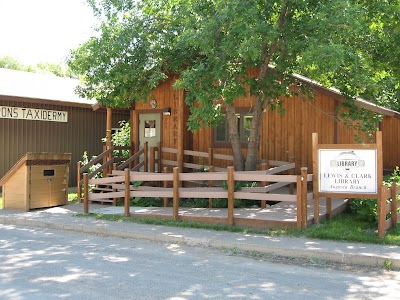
305,213,400,245
1,190,397,246
75,210,400,246
68,192,78,204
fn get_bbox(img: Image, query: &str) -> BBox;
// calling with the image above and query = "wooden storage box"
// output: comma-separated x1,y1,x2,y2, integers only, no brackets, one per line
0,153,71,211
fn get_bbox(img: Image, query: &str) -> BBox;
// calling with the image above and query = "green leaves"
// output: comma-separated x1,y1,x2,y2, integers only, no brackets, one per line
69,0,399,170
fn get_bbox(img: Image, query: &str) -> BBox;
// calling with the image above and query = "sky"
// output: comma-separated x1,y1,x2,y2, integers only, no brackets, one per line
0,0,97,66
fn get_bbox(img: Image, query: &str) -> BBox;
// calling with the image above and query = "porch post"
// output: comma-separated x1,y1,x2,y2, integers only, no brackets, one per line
106,107,113,174
106,107,112,148
177,90,184,171
130,109,135,156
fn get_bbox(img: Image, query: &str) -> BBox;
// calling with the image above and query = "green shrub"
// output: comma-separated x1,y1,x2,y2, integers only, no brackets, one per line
349,198,378,223
181,198,208,207
131,197,163,207
349,166,400,223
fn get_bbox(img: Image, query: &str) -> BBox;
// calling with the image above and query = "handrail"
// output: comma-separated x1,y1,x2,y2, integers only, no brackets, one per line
118,148,144,170
159,147,293,171
78,158,115,185
79,146,114,173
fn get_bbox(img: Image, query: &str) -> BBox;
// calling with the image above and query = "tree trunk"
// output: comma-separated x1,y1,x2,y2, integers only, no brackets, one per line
244,96,264,171
226,104,245,170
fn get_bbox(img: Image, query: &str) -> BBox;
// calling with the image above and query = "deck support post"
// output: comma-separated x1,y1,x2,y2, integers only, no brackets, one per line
208,166,214,208
77,161,82,203
227,166,235,225
301,167,308,228
296,174,302,229
163,167,169,207
378,184,387,238
83,173,89,214
173,167,179,220
124,169,130,217
261,162,269,209
113,163,118,205
391,182,398,227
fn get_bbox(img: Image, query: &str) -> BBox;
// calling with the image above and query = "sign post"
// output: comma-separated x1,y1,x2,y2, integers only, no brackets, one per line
312,132,384,236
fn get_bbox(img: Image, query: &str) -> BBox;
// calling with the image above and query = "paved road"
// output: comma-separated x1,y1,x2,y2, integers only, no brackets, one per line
0,224,399,300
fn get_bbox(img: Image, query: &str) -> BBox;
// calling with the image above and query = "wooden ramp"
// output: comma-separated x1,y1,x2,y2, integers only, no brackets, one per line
91,197,348,230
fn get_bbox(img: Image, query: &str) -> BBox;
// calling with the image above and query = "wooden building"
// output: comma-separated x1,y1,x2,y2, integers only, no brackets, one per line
106,71,400,173
0,68,129,189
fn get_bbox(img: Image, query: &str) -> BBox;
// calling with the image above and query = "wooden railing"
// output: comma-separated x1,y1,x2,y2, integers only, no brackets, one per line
77,146,115,201
77,143,149,202
82,166,313,229
151,145,295,174
117,143,148,172
379,182,400,237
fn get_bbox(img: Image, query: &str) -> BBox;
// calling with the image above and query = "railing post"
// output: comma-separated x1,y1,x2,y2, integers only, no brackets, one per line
77,161,82,203
301,167,308,228
227,166,235,226
102,145,107,177
112,163,118,205
289,155,295,195
391,182,397,228
158,142,162,172
144,142,148,172
83,173,89,214
173,167,179,220
296,174,302,229
208,148,214,168
163,167,169,207
261,162,269,209
130,141,135,169
378,184,387,238
208,166,214,208
326,197,332,220
150,147,156,173
124,169,130,217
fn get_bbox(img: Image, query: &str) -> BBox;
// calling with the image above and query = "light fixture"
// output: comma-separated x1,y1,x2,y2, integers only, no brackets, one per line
163,107,171,115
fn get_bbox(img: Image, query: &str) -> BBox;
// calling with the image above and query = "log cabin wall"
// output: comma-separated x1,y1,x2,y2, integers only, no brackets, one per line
0,96,129,188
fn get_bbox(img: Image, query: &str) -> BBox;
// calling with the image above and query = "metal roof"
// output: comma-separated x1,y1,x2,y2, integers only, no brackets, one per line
0,68,95,106
293,73,400,118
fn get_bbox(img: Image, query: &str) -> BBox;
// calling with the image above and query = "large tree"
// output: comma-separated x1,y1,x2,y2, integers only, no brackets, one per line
68,0,399,171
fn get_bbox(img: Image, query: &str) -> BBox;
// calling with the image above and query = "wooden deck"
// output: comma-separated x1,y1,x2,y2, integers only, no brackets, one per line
91,197,348,229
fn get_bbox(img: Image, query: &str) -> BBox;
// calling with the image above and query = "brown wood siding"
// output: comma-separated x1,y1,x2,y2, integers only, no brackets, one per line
133,72,400,173
194,92,337,172
381,116,400,170
260,93,336,173
0,98,129,188
133,76,189,159
189,90,400,173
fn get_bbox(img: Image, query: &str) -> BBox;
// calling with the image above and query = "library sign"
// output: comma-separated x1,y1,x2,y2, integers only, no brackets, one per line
0,105,68,123
318,149,377,194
